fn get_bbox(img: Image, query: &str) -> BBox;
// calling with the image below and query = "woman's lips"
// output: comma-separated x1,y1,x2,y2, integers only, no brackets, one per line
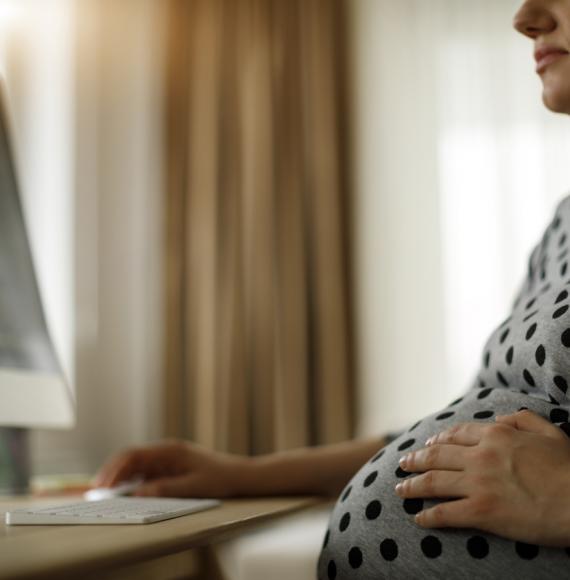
536,51,569,74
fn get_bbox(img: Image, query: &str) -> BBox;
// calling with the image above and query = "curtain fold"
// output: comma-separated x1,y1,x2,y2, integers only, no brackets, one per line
163,0,354,455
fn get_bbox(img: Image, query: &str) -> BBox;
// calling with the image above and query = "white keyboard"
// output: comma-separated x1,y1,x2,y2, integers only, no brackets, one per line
5,497,221,525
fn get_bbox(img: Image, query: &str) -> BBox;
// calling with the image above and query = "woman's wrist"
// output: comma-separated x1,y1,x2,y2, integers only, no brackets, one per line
541,467,570,546
229,451,323,497
228,436,388,498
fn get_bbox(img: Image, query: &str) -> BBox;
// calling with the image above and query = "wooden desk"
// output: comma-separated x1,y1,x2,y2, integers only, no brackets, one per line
0,495,329,580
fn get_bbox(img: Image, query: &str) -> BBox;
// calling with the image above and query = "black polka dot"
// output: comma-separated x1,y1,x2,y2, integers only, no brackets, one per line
542,283,552,293
397,439,415,451
553,215,562,229
554,305,570,319
474,410,494,419
327,560,336,579
371,450,384,463
408,420,422,432
549,394,560,405
484,351,491,368
379,539,398,561
526,323,538,340
559,422,570,437
515,541,539,560
556,290,569,303
560,233,568,247
521,389,529,394
526,298,537,310
523,310,538,322
466,535,489,559
421,535,442,558
500,316,512,327
497,371,509,386
506,346,514,365
562,263,568,277
554,375,569,394
348,547,363,569
449,396,463,406
341,486,352,502
395,466,412,478
339,512,350,532
365,500,382,520
561,328,570,347
550,408,569,423
436,411,455,420
477,388,493,400
322,530,330,549
499,328,510,343
364,471,378,487
403,498,423,515
523,369,536,387
535,345,546,366
518,406,529,411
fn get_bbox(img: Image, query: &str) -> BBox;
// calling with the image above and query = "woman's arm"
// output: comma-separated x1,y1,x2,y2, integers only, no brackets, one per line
94,434,389,499
234,435,389,498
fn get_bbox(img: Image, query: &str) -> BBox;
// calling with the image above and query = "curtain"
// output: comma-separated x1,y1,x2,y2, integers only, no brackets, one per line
163,0,354,455
352,0,570,438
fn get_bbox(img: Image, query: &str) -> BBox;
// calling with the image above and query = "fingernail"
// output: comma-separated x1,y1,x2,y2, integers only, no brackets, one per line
425,436,433,446
395,483,403,493
399,454,408,466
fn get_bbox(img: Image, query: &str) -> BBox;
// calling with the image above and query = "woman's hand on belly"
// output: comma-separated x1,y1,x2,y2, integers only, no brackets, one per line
394,409,570,547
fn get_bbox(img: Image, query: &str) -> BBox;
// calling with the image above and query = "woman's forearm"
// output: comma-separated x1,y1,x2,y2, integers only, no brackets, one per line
233,435,389,498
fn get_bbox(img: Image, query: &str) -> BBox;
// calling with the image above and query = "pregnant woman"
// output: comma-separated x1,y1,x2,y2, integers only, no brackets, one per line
94,0,570,578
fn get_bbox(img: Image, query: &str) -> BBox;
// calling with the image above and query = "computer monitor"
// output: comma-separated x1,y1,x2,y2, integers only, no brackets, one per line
0,82,74,428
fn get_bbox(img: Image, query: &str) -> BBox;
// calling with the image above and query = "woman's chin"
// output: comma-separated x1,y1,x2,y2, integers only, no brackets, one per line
542,85,570,115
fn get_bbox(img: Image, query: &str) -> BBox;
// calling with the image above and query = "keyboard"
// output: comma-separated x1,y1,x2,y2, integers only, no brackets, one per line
5,497,221,525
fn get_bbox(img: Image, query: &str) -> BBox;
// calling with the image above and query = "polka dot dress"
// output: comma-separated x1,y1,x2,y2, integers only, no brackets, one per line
317,193,570,579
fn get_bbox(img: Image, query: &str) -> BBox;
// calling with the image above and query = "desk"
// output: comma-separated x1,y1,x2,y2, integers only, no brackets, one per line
0,495,328,580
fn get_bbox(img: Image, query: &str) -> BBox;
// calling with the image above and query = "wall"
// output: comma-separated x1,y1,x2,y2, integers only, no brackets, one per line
350,1,448,437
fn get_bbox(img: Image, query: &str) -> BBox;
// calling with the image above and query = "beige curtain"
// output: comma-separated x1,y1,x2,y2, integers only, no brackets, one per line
164,0,354,455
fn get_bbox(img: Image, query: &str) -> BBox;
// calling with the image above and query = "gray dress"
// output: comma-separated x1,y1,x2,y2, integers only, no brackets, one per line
318,193,570,579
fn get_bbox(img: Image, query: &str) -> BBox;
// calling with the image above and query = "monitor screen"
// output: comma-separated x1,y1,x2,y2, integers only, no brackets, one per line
0,83,74,428
0,136,59,374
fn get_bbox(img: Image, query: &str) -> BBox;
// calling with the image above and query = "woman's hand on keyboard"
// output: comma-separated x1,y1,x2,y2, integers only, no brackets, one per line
92,440,248,498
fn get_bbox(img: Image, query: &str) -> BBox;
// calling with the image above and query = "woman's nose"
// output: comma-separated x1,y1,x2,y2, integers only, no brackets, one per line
513,1,557,39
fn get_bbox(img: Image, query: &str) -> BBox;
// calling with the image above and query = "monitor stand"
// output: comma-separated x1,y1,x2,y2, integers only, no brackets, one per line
0,428,30,495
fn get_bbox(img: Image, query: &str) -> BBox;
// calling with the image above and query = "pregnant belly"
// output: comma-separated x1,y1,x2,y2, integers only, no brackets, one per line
317,387,570,580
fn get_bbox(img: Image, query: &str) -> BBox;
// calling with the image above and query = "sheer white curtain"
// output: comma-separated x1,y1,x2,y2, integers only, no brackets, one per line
353,0,570,437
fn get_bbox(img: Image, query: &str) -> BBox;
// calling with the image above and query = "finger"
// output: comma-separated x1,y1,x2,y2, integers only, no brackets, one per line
95,443,181,487
134,475,199,498
415,498,479,529
94,457,138,488
399,444,468,473
395,470,467,499
494,414,519,428
94,449,147,487
427,423,488,447
496,409,562,438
